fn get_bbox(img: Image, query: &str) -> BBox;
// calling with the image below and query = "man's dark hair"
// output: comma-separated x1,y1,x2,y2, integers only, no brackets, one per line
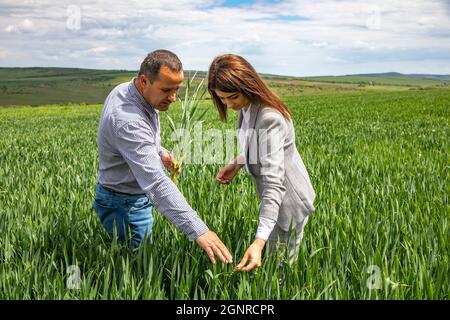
138,49,183,81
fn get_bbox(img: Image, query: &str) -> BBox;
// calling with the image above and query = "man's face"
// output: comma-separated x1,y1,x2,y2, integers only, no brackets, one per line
138,66,183,111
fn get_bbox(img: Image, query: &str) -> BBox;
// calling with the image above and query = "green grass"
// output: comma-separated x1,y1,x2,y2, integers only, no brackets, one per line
0,89,449,299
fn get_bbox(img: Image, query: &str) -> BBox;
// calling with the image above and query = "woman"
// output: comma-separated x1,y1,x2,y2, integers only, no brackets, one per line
208,54,316,272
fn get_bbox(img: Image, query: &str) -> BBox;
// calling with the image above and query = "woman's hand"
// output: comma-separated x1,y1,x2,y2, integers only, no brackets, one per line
216,161,242,184
234,239,266,272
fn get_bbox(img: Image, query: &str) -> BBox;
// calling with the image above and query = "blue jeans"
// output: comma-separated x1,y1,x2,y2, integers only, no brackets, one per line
93,183,154,247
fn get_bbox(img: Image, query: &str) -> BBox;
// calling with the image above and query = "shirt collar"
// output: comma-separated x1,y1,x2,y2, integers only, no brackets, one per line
242,104,252,122
128,77,158,117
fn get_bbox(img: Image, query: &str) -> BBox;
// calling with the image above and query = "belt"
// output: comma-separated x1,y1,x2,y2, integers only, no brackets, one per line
99,184,141,196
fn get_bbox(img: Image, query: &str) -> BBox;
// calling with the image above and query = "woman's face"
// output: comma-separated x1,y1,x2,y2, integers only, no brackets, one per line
215,89,251,112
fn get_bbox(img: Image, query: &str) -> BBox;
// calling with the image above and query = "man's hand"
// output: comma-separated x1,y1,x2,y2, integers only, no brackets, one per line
196,230,233,265
216,162,242,184
160,151,175,173
234,238,266,272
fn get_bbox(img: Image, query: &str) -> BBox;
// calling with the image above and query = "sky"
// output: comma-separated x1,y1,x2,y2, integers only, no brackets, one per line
0,0,449,76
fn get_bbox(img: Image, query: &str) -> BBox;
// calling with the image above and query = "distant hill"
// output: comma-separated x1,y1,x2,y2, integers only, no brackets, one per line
0,67,136,106
0,67,449,106
302,72,450,86
348,72,450,81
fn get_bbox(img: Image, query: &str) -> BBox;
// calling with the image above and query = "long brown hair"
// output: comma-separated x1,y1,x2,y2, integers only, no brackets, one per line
208,54,291,122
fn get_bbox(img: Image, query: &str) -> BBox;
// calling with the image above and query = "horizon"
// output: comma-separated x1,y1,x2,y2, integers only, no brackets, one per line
1,1,449,76
1,66,449,78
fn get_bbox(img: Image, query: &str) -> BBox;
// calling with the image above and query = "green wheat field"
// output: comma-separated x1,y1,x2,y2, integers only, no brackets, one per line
0,83,449,299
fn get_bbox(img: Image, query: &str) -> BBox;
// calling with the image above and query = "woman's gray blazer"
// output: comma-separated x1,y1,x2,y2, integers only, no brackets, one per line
238,104,316,231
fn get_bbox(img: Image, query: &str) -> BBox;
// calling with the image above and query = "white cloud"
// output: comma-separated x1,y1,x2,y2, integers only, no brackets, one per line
0,0,449,75
352,40,375,50
312,42,329,48
3,19,34,33
4,25,16,33
87,46,112,54
20,19,34,32
0,49,9,59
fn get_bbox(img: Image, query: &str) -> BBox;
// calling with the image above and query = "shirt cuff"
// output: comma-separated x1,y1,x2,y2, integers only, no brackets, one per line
235,153,245,165
184,216,209,241
255,216,277,241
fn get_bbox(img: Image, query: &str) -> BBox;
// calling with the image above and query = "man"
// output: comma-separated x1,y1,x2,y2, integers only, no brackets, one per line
94,49,232,265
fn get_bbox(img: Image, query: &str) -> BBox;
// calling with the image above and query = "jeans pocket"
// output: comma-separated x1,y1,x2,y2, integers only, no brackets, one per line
93,197,117,228
129,197,152,212
94,197,116,209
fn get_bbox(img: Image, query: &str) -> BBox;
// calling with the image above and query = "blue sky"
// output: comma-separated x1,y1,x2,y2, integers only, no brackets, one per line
222,0,263,6
0,0,449,76
222,0,280,6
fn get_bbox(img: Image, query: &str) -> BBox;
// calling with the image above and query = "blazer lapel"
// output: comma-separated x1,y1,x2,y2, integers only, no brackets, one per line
245,104,261,175
237,109,243,130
